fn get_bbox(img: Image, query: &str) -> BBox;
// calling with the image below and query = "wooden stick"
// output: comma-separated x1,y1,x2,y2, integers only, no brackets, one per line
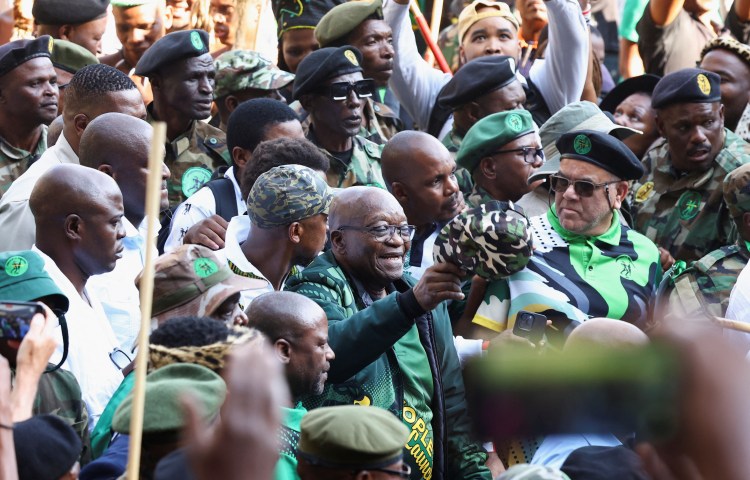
410,0,452,74
426,0,445,67
125,121,166,480
712,316,750,334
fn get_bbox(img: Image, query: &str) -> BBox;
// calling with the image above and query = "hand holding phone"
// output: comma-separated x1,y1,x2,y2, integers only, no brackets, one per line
512,310,548,345
0,301,45,340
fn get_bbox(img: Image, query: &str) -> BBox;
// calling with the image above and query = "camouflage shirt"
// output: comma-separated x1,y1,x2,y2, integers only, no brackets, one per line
0,126,47,198
464,183,496,210
147,106,231,207
441,128,474,196
437,23,460,73
630,129,750,263
668,240,750,318
307,128,386,189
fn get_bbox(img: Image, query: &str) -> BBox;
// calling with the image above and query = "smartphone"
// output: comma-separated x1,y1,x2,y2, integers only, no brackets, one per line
512,310,548,345
0,301,44,340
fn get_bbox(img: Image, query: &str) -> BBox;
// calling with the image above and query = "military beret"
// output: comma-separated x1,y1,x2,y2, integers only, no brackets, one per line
135,29,210,77
457,0,519,42
0,36,53,78
14,415,82,480
701,36,750,70
111,0,157,6
248,164,333,228
51,39,99,74
723,163,750,218
315,0,383,47
214,50,295,98
113,363,227,434
275,0,341,37
33,0,109,25
292,46,363,99
650,68,721,109
298,405,409,469
456,110,536,173
438,56,518,109
0,250,69,314
556,130,644,180
599,74,660,114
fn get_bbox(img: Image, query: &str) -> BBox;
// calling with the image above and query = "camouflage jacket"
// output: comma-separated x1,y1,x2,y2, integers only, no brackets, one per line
630,129,750,263
441,128,474,196
464,183,495,210
437,23,460,73
147,106,231,207
441,127,463,154
307,128,386,189
0,126,47,198
668,240,750,318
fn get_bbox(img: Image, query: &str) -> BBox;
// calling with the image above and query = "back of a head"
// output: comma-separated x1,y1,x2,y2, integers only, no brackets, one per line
150,316,231,348
226,98,299,152
247,291,323,342
79,112,151,169
564,318,649,351
63,63,137,114
381,130,444,185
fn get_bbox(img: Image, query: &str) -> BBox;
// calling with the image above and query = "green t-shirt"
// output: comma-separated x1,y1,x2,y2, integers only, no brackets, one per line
619,0,649,42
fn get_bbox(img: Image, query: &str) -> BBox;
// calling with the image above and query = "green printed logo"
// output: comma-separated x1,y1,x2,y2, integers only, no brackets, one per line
506,113,524,132
181,167,212,198
573,134,592,155
677,191,702,221
616,255,633,279
4,256,28,277
190,31,204,50
193,258,219,278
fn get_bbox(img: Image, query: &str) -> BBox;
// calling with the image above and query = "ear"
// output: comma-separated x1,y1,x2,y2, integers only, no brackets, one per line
274,339,292,364
458,44,466,66
232,147,252,168
718,103,725,124
654,113,665,138
390,181,408,205
64,214,84,241
163,4,174,31
479,156,496,180
300,94,315,112
98,164,115,178
58,24,73,40
330,229,345,253
289,222,303,245
73,113,89,138
611,180,629,210
225,95,240,113
467,101,482,124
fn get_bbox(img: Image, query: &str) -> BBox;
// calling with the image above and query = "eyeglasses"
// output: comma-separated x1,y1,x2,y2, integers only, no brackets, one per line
109,347,133,370
549,174,619,198
492,146,545,164
337,224,416,242
355,463,411,479
314,79,376,101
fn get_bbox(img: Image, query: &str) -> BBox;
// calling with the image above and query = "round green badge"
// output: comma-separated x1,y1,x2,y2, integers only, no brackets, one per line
505,113,524,133
573,134,592,155
677,191,702,221
5,256,29,277
193,258,219,278
181,167,212,198
190,31,204,51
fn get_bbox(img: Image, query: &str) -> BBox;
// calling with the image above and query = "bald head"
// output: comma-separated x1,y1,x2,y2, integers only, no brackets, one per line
564,318,649,351
329,186,404,231
381,130,450,186
79,113,152,170
246,291,325,342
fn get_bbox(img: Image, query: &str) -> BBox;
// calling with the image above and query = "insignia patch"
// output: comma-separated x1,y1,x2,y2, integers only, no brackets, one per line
696,74,711,95
616,255,633,279
344,49,359,66
190,31,204,51
181,167,212,198
635,181,654,203
4,256,28,277
506,113,523,132
573,134,592,155
193,258,219,278
48,37,54,53
677,190,702,221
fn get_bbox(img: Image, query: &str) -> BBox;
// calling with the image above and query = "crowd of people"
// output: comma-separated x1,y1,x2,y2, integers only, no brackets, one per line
0,0,750,478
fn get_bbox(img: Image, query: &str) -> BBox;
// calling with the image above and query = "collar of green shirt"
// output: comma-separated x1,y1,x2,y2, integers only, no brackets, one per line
547,204,622,246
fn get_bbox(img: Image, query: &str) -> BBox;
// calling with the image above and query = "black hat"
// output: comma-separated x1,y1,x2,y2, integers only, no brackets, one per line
556,129,644,180
292,46,364,100
135,29,210,77
275,0,342,37
0,36,53,77
650,68,721,109
33,0,109,25
600,74,660,114
561,446,649,480
438,55,518,109
14,415,82,480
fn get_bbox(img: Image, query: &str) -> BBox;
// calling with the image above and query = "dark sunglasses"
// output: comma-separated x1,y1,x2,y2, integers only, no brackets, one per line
549,174,619,198
315,79,376,101
492,146,545,164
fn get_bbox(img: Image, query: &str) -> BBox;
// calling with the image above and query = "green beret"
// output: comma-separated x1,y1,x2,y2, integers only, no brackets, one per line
0,36,53,78
292,46,364,99
275,0,342,37
298,405,409,469
723,163,750,219
214,50,295,98
248,164,333,229
556,130,644,180
33,0,109,25
135,29,210,77
112,363,227,434
456,110,535,173
51,40,99,74
651,68,721,109
438,55,518,109
0,250,68,314
315,0,383,47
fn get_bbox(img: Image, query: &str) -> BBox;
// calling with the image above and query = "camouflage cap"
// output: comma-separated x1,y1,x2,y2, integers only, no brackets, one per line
213,50,295,99
723,162,750,218
0,250,68,314
247,164,333,229
433,200,533,280
137,244,269,324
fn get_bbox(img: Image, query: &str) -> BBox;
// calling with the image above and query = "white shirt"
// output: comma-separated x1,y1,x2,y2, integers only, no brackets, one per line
164,166,245,253
726,263,750,353
0,133,78,251
34,246,123,429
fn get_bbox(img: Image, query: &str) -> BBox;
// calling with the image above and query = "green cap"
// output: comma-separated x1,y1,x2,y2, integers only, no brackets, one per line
50,39,99,74
0,250,68,314
112,363,227,434
213,50,295,99
315,0,383,47
456,110,536,173
248,164,333,229
298,405,409,469
723,162,750,219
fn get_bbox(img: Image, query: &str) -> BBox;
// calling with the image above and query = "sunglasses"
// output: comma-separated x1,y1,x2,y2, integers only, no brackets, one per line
549,174,619,198
315,79,376,101
492,146,545,164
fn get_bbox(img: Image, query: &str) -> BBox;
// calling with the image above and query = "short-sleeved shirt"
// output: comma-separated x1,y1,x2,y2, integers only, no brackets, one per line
619,0,650,42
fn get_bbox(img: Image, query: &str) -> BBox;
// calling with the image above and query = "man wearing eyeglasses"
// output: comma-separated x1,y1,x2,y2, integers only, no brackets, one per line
293,46,386,190
288,186,492,480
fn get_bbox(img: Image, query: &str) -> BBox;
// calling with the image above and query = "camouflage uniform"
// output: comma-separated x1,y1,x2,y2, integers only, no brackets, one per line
464,182,496,209
441,129,474,196
630,129,750,263
0,127,47,198
147,107,231,207
438,23,461,73
307,128,386,189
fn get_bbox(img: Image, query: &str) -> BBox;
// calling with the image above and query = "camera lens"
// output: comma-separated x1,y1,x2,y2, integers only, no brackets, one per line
519,314,534,330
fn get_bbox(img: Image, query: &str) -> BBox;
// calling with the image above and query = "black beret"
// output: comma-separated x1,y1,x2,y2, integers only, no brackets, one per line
438,55,518,109
561,446,649,480
275,0,343,37
14,415,82,480
0,36,53,77
600,74,660,114
651,68,721,109
33,0,109,25
135,29,210,77
556,129,644,180
292,46,364,99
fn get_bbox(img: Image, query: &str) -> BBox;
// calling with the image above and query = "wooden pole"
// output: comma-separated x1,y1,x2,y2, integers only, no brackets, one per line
713,316,750,334
426,0,445,67
125,122,167,480
410,0,451,74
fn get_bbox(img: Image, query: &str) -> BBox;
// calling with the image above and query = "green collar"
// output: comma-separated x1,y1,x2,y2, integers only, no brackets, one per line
547,204,622,246
282,401,307,431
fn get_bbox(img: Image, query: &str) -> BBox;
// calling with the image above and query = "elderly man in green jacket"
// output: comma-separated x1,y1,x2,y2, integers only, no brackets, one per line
287,186,492,480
